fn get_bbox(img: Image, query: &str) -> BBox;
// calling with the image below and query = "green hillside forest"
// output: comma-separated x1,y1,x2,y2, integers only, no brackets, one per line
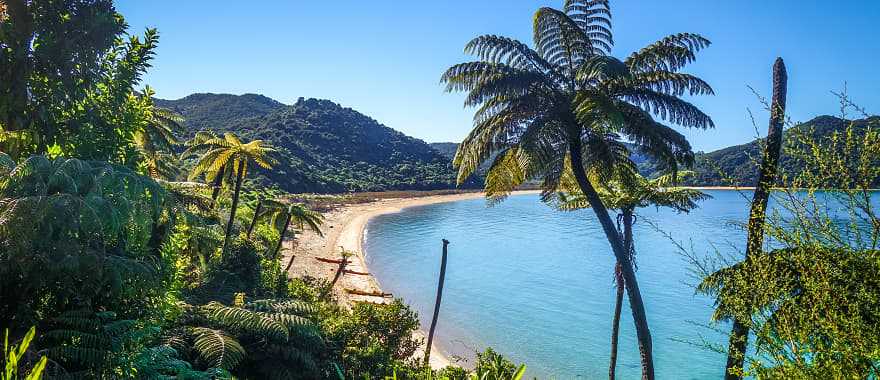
157,94,476,193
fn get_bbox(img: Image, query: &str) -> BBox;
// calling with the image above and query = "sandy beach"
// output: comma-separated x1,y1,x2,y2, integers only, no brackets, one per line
283,191,531,369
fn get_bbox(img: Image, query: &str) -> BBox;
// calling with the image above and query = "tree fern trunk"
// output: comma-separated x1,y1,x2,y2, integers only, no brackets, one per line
221,161,245,259
247,199,262,239
610,208,635,380
272,214,292,261
424,239,450,366
569,140,654,380
209,164,225,208
724,57,788,380
283,231,298,273
609,262,624,380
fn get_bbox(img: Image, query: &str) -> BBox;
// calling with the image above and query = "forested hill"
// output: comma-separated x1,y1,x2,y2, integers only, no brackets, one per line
684,115,879,186
433,115,879,187
157,94,471,193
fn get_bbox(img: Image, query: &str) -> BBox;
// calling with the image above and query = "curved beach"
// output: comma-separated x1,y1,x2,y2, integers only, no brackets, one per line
283,191,514,369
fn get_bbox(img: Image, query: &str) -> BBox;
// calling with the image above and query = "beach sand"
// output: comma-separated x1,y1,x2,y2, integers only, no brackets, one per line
283,191,530,369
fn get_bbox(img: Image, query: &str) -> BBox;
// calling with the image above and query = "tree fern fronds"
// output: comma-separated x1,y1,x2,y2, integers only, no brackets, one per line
201,302,289,341
245,299,316,316
191,327,246,370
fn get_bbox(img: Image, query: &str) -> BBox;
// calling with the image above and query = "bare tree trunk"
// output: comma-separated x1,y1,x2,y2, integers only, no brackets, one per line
609,262,624,380
724,57,788,380
321,255,349,300
569,140,654,380
424,239,450,366
246,199,263,239
610,208,635,380
283,231,298,273
221,161,245,259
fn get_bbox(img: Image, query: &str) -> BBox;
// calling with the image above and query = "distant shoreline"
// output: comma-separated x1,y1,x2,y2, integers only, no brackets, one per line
287,190,538,369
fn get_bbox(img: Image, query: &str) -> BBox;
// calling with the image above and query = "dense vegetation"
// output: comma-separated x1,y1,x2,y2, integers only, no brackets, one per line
158,95,477,193
3,0,879,379
0,1,520,379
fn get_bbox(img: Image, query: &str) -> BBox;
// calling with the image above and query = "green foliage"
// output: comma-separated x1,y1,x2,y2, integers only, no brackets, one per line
441,1,712,203
0,156,167,329
325,299,422,378
551,170,710,214
173,297,325,379
161,95,471,192
0,0,160,161
697,109,880,378
3,327,47,380
683,115,880,187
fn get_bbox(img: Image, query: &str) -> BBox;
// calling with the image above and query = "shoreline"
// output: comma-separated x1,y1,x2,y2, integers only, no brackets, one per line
285,191,540,369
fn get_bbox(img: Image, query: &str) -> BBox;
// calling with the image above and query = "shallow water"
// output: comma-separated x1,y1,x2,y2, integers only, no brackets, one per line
363,190,871,379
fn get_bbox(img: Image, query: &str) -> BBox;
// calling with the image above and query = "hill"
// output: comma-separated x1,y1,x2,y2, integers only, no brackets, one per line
685,115,879,186
155,93,285,135
431,115,878,187
159,94,473,193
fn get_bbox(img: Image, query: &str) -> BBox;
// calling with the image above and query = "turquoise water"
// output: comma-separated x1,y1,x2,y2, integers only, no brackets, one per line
363,191,757,379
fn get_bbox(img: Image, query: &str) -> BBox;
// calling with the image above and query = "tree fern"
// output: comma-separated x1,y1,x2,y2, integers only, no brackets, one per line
175,297,325,379
0,156,167,332
190,328,246,370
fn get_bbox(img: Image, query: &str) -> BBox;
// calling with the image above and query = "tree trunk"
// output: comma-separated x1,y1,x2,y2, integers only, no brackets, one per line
321,256,349,300
246,199,263,239
609,262,624,380
221,161,245,259
610,208,635,380
424,239,450,366
724,57,788,380
2,0,32,134
272,213,292,261
209,164,225,208
283,230,298,273
569,140,654,380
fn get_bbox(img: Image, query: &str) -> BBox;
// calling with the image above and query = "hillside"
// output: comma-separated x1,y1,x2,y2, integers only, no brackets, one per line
431,115,879,187
685,115,879,186
159,94,473,193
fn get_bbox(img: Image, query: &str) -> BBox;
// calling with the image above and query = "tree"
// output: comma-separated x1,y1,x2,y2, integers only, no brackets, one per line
185,131,277,258
134,88,185,180
722,58,787,380
0,1,159,160
170,297,324,379
554,171,710,379
696,94,880,379
254,199,324,266
441,1,713,377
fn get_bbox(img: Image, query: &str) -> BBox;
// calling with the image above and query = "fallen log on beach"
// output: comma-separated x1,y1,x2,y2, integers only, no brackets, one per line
343,269,370,276
345,289,392,298
315,257,349,264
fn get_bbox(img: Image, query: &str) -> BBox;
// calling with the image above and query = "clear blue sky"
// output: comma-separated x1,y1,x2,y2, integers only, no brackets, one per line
117,1,879,152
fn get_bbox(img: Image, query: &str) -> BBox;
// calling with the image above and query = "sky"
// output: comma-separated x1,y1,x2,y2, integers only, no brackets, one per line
116,1,880,152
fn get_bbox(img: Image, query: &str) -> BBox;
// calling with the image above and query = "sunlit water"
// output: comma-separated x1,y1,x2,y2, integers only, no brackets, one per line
363,190,875,379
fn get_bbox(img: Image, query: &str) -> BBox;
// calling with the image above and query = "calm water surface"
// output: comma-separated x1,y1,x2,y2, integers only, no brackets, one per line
363,191,762,379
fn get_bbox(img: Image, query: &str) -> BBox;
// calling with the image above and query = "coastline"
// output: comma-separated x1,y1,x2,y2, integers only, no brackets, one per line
285,191,540,369
280,187,754,369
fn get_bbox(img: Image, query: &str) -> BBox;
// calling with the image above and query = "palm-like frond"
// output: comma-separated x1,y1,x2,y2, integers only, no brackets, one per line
443,0,712,202
176,298,324,378
184,131,277,182
191,327,246,370
0,157,167,328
